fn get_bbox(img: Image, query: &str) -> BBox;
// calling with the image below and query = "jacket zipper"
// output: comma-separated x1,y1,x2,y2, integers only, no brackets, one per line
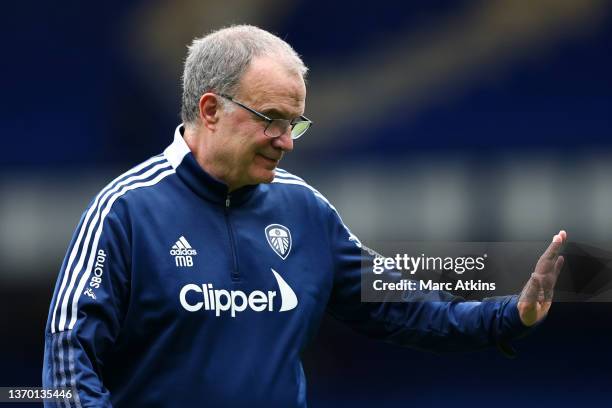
224,194,240,281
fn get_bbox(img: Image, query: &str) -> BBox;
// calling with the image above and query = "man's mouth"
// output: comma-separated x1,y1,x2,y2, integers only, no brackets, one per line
257,153,281,164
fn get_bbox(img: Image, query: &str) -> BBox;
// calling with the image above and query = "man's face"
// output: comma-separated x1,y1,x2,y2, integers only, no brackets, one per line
216,56,306,189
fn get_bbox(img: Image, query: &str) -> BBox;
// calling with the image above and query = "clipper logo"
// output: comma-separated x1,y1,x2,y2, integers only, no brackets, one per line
170,236,197,267
179,268,298,317
265,224,292,260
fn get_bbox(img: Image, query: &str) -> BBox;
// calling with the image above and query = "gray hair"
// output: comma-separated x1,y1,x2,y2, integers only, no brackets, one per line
181,25,308,127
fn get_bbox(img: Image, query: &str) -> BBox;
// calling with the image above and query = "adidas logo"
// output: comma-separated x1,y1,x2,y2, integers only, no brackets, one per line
170,236,198,267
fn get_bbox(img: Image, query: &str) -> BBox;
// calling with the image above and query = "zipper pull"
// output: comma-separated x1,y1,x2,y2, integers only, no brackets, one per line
225,195,231,208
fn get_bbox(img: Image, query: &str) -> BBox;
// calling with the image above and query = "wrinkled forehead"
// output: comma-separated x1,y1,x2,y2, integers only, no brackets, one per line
236,56,306,116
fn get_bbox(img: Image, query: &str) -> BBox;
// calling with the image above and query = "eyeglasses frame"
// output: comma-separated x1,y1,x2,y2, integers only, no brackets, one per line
217,93,312,140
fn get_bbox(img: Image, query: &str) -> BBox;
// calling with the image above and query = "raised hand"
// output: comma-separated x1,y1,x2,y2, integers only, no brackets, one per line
517,230,567,326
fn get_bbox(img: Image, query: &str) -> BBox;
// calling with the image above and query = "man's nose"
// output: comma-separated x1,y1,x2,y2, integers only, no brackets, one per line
271,129,294,152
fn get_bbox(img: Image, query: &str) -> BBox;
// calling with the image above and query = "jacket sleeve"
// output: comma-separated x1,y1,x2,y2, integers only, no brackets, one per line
43,201,130,407
325,209,532,353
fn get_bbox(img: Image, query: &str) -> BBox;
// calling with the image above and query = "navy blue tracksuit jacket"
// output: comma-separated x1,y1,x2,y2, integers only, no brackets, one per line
43,125,529,407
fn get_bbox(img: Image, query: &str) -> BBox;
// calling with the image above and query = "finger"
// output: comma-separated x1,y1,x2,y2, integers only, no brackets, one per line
542,235,563,261
558,230,567,242
540,255,564,297
552,255,564,282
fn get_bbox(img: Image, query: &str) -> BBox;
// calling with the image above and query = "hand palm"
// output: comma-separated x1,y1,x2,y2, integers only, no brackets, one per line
518,230,566,326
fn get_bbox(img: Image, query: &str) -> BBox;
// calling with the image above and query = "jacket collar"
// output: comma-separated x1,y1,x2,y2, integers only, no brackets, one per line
163,124,259,206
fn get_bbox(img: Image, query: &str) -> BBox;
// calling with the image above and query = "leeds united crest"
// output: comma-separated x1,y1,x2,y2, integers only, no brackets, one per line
265,224,292,260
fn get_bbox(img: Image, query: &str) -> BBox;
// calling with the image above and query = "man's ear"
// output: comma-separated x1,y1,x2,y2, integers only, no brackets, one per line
198,93,221,130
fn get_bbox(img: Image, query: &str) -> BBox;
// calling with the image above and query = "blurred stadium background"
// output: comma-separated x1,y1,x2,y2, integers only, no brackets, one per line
1,0,611,406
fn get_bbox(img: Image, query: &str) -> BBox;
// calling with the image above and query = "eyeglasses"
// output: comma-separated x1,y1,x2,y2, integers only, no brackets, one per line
218,93,313,140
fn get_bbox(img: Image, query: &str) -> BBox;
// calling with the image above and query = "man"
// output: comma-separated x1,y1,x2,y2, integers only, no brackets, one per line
43,25,566,407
